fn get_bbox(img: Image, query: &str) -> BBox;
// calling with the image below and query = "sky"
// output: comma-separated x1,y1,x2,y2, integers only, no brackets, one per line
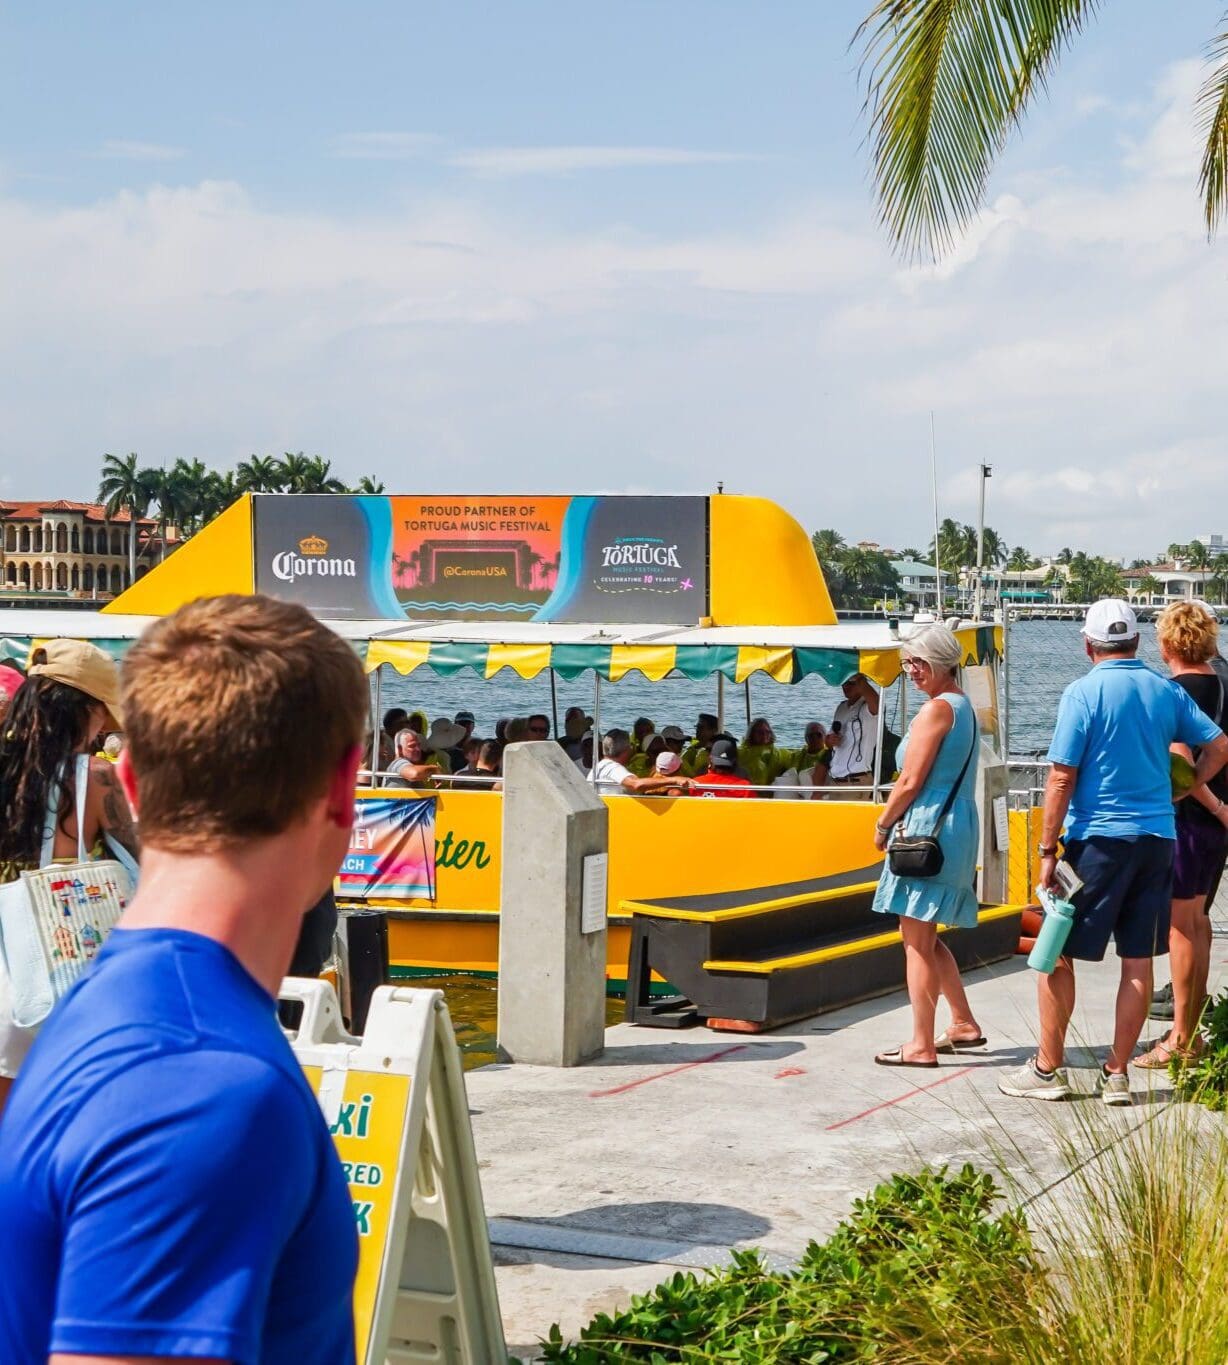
1,2,1226,560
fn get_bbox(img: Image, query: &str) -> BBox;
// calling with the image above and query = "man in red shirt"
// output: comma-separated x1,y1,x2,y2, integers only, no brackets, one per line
694,737,753,798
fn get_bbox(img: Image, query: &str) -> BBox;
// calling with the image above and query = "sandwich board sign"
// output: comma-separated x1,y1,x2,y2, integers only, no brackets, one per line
281,979,506,1363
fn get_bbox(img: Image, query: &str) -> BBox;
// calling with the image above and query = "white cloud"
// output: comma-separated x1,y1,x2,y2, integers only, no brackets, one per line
326,132,440,160
97,140,185,162
447,145,757,177
2,59,1226,561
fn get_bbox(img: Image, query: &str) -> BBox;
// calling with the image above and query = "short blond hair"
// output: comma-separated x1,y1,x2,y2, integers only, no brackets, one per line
901,623,962,675
122,594,367,851
1157,601,1218,667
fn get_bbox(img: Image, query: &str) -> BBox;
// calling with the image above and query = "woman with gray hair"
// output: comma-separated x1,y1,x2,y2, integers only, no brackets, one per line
870,623,984,1067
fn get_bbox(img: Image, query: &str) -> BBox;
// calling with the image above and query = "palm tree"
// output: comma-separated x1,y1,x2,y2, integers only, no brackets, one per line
1005,545,1033,572
236,455,285,494
98,452,152,588
276,452,346,494
1057,547,1073,565
198,470,238,525
354,475,386,494
899,546,924,561
1212,554,1228,605
856,5,1228,258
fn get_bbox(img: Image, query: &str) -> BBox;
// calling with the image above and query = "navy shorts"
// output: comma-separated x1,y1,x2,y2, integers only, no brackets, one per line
1062,835,1174,962
1173,815,1228,904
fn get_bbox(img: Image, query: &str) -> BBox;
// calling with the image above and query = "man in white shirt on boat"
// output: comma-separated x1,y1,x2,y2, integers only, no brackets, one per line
826,674,880,797
593,729,696,796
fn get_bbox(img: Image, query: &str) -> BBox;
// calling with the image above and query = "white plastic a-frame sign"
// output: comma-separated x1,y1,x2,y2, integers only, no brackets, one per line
282,979,506,1363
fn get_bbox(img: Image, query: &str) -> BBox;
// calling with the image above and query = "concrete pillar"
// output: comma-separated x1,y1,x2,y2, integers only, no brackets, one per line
497,740,609,1065
975,739,1009,904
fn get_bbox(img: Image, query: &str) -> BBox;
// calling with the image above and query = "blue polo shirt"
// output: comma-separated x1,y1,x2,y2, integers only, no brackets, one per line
0,928,357,1365
1047,658,1222,840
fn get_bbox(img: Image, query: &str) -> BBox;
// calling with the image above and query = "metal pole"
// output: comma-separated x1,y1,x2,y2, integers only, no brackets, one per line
744,679,752,731
717,672,725,730
930,412,943,613
871,681,887,801
370,664,382,783
590,671,601,785
1001,607,1011,759
549,669,559,740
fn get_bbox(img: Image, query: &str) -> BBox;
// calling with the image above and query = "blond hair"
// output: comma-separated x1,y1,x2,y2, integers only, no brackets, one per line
122,594,367,851
901,623,962,675
1157,601,1218,667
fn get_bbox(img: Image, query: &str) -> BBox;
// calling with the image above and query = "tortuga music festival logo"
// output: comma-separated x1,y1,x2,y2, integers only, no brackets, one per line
595,534,695,598
271,535,358,585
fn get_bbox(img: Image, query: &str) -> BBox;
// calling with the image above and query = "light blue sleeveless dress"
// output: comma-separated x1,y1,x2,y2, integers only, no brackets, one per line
872,692,980,928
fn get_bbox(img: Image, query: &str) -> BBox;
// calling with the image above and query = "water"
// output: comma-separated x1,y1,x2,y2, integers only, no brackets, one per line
374,618,1168,758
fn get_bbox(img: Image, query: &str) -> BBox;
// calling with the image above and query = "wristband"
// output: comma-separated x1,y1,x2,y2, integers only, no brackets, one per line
875,822,891,835
1038,843,1058,857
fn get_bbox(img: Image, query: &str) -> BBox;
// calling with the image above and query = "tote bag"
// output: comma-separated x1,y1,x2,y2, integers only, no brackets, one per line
0,756,137,1031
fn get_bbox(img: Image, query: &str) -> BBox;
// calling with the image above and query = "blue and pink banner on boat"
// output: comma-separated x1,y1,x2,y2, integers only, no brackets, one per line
337,795,436,900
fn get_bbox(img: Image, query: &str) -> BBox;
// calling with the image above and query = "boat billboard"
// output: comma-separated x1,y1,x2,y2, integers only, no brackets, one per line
252,493,707,623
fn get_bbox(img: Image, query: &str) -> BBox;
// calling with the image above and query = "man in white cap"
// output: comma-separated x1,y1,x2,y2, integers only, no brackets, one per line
1001,599,1228,1107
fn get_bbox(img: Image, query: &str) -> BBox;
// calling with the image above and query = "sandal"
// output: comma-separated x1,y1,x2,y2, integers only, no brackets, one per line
1134,1038,1193,1070
874,1045,939,1069
935,1030,988,1053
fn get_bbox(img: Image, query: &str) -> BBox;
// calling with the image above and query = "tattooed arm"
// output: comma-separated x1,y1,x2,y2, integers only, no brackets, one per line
89,757,140,859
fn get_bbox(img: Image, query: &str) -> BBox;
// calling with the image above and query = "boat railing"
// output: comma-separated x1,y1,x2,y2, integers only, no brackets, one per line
357,768,895,800
1007,758,1050,810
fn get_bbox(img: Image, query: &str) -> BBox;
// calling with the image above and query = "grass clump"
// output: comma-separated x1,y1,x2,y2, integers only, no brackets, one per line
539,1164,1042,1363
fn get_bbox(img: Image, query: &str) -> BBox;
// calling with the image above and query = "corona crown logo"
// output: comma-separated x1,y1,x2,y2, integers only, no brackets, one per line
298,534,328,556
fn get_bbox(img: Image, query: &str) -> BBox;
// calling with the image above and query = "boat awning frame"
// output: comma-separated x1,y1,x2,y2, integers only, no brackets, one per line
0,612,1003,689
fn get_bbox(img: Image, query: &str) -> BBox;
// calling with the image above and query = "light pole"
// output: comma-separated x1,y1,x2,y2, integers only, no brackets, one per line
973,462,992,621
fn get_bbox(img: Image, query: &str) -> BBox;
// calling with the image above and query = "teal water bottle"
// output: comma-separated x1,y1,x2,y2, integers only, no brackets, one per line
1027,888,1076,974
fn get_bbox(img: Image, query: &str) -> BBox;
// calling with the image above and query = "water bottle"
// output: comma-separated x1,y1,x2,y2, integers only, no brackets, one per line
1027,888,1076,974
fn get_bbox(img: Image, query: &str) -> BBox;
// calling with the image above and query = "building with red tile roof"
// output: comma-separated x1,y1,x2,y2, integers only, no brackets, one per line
0,500,163,603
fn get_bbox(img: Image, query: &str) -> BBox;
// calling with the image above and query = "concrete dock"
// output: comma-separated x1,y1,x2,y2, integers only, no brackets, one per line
465,915,1228,1359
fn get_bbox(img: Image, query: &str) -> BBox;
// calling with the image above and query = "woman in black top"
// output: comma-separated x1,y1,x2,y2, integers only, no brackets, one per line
1138,603,1228,1066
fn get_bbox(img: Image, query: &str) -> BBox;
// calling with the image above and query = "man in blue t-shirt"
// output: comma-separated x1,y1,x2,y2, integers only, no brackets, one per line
1000,599,1228,1108
0,594,370,1364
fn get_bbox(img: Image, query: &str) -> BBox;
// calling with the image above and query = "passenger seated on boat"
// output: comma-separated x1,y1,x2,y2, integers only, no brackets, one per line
378,706,408,769
629,734,667,777
559,706,591,760
384,728,441,788
631,716,656,755
651,749,689,797
694,737,752,798
738,717,810,793
454,739,502,791
595,728,695,796
422,717,464,774
681,713,719,776
526,713,551,740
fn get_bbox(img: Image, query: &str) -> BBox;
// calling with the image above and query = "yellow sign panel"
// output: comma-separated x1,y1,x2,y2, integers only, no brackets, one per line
301,1065,413,1365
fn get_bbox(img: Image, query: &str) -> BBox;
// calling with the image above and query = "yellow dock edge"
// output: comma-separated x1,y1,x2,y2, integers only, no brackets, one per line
703,902,1026,975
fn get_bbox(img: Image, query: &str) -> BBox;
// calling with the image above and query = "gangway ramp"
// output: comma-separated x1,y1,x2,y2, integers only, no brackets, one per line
623,865,1022,1031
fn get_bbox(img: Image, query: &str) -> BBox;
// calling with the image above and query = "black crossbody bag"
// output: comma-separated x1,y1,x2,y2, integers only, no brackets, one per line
887,724,977,879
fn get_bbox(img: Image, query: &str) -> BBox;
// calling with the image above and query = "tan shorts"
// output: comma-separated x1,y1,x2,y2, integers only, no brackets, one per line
824,771,875,801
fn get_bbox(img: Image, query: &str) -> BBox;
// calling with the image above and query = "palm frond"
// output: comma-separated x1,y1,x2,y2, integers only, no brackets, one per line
1199,16,1228,235
855,0,1100,259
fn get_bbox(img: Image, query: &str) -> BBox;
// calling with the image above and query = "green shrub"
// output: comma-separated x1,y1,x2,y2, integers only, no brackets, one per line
1171,989,1228,1110
539,1165,1043,1363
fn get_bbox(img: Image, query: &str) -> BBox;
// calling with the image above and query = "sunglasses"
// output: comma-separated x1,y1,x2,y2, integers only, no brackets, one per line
529,725,549,735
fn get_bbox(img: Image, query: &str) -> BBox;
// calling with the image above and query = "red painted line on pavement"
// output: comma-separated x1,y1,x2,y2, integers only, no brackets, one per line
588,1044,749,1098
825,1066,975,1131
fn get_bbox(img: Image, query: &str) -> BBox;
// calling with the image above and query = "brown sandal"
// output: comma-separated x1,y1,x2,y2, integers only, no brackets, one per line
1135,1038,1196,1070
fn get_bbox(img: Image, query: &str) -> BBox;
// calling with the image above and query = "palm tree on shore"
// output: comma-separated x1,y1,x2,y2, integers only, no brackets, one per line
236,455,285,494
98,451,152,588
856,4,1228,259
355,475,386,494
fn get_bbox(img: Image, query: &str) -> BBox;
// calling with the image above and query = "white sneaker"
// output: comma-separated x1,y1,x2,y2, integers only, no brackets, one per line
1097,1067,1132,1107
998,1059,1071,1101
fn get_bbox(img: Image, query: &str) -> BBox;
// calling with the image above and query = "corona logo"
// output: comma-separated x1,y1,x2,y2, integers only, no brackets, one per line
272,537,357,584
299,534,328,555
